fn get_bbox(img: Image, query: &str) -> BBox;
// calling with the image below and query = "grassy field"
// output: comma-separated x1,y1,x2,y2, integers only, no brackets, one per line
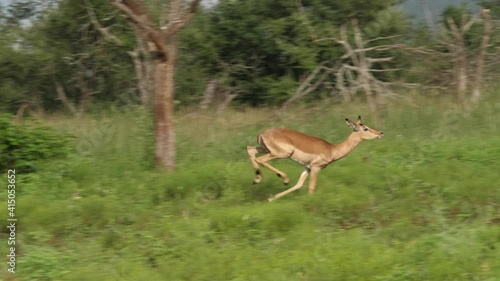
2,93,499,280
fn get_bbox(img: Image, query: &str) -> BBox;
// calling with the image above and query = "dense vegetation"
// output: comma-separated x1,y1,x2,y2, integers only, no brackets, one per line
1,0,498,109
1,93,499,280
0,0,499,280
0,115,72,172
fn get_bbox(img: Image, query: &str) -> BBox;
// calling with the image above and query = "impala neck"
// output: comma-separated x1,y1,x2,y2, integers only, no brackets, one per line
330,132,363,161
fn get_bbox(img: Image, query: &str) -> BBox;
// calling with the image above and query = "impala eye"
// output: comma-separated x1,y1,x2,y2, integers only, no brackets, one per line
363,127,369,131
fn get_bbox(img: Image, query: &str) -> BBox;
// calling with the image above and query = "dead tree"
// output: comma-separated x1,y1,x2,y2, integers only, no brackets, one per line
294,0,405,123
445,13,479,103
471,9,492,105
443,8,492,106
112,0,200,171
333,19,403,125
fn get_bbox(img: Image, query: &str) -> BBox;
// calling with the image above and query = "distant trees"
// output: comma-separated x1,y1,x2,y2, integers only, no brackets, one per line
407,4,495,107
189,0,405,105
1,0,500,120
436,5,492,106
0,0,132,115
2,0,500,170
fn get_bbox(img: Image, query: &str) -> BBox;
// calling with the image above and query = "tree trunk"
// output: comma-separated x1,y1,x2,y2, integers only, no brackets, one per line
456,42,468,103
77,75,94,118
351,18,381,125
112,0,200,171
128,27,155,107
154,62,170,169
200,79,218,110
155,36,178,170
54,80,77,115
446,14,480,105
471,9,491,105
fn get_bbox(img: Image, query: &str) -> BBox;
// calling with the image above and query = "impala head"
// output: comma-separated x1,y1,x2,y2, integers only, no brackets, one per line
345,115,384,140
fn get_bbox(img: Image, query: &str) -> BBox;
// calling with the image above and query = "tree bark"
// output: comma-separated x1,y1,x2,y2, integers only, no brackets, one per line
154,62,169,168
155,35,177,169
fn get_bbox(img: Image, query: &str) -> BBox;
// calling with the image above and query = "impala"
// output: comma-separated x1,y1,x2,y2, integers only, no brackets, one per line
247,115,383,202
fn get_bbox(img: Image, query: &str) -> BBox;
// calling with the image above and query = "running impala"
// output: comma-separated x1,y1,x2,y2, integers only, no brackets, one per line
247,115,383,202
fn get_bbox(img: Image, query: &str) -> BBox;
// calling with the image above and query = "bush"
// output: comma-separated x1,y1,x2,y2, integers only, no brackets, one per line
0,115,72,172
19,246,71,281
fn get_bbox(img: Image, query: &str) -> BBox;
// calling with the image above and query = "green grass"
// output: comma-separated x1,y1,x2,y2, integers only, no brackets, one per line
1,94,500,280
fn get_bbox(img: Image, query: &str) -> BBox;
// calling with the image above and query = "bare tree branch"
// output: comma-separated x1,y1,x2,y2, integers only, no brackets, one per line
339,24,360,66
342,64,401,73
161,0,200,36
54,80,77,115
366,57,393,63
85,0,123,45
111,0,168,57
282,63,337,109
364,34,404,44
462,11,481,32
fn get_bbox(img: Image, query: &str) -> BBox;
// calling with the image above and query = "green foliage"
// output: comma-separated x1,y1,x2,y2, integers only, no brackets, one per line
7,94,500,280
480,0,500,18
0,0,135,112
176,0,408,105
19,246,72,281
0,115,72,172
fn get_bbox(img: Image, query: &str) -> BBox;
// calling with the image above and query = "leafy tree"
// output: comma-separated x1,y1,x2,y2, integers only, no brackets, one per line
184,0,407,105
32,0,134,112
0,0,134,114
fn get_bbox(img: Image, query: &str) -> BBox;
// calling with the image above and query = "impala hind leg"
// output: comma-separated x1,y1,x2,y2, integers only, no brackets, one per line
247,146,266,184
255,154,290,184
247,146,289,185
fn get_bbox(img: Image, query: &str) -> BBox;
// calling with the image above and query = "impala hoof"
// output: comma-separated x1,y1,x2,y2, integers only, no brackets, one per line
268,196,275,202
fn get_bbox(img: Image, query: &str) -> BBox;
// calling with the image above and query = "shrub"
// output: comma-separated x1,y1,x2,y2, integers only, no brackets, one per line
0,115,72,173
19,246,71,281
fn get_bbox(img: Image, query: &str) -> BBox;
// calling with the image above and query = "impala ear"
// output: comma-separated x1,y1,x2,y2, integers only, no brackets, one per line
345,118,357,130
357,115,363,124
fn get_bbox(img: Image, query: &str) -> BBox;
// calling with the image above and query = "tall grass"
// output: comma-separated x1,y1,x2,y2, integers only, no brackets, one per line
2,93,499,280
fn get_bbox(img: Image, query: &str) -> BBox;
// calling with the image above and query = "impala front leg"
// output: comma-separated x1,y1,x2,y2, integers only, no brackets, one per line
307,166,321,194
